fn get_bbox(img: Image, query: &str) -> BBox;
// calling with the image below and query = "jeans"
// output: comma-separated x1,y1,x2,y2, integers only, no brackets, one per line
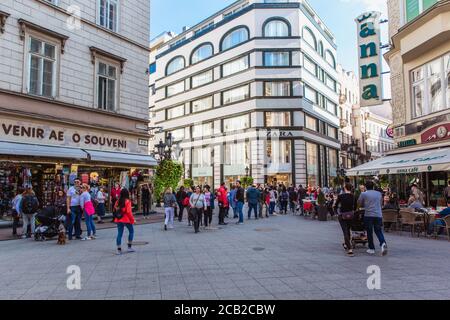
338,215,353,250
116,223,134,247
364,217,386,250
428,219,445,235
178,202,185,222
204,206,212,227
84,211,96,237
67,206,82,240
269,202,276,215
164,207,174,228
237,201,244,223
193,208,203,232
97,203,106,217
22,213,35,236
280,201,288,214
248,203,258,219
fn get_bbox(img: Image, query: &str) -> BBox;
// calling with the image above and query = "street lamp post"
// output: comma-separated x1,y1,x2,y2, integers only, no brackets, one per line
154,132,175,161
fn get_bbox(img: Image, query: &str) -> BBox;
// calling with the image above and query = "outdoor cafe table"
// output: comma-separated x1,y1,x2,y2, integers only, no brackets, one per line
412,210,439,234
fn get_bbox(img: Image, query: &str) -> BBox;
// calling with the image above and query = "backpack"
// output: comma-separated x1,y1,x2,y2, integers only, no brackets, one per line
21,195,38,215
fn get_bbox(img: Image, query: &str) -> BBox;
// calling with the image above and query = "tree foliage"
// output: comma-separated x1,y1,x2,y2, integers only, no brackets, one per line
241,176,254,188
154,160,183,203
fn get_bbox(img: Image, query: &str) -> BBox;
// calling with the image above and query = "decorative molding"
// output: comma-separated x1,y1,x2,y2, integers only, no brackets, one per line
89,46,127,74
0,11,10,34
17,18,69,53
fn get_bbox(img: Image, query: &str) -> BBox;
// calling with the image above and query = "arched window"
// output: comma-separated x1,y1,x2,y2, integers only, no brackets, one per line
166,56,185,75
263,18,290,37
302,27,316,50
325,50,336,69
221,26,249,51
318,41,324,57
191,43,213,64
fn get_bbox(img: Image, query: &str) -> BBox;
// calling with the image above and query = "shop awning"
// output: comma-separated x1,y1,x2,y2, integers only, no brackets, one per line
85,149,157,167
347,147,450,176
0,141,88,160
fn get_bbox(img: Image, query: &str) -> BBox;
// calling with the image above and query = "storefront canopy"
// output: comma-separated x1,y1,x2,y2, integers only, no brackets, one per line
85,149,157,167
347,147,450,177
0,141,87,160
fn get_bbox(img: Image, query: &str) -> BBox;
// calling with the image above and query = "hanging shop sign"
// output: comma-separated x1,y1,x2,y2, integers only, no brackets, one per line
0,116,146,154
421,123,450,145
386,125,394,138
398,139,417,148
355,11,383,107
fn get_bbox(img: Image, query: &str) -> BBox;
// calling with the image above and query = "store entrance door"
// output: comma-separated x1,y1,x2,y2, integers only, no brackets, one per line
267,174,291,186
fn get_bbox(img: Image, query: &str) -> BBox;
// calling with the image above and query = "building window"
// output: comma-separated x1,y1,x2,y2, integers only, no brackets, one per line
264,81,290,97
191,69,213,88
166,56,185,75
28,37,57,98
326,99,337,115
221,27,249,51
304,85,317,104
305,115,317,131
166,80,185,97
191,43,213,64
325,50,336,69
167,105,185,120
96,61,117,111
44,0,58,4
264,51,289,66
191,96,213,113
306,142,319,187
222,55,249,77
328,126,338,139
149,62,156,75
318,41,324,57
303,55,317,76
405,0,438,23
267,140,291,165
224,142,250,166
265,112,291,127
192,147,212,168
302,26,317,50
325,74,336,91
169,128,185,142
192,122,213,138
327,148,338,187
411,53,449,118
263,19,290,37
222,85,250,105
98,0,118,32
223,114,250,132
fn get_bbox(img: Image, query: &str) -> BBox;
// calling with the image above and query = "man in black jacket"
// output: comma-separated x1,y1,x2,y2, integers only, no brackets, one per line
235,181,245,225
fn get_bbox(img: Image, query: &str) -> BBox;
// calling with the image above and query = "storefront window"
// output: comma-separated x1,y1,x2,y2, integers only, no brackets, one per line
327,148,338,187
265,112,291,127
266,140,291,165
223,114,250,132
224,142,250,166
411,53,449,118
306,142,318,187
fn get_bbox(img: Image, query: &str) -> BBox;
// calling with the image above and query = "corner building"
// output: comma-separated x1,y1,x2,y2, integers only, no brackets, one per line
152,0,340,187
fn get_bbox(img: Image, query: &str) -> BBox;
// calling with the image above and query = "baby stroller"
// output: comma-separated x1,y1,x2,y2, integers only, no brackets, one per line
34,206,66,241
349,210,368,248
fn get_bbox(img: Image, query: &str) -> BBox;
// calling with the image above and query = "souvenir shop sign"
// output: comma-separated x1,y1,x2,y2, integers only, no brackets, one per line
0,117,144,153
421,123,450,145
355,11,383,107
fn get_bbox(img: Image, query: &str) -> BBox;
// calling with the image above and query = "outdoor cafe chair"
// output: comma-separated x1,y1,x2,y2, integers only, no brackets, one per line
382,209,399,232
399,210,425,237
433,215,450,241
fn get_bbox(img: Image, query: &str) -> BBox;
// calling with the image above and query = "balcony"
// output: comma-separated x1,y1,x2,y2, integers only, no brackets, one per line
340,119,348,128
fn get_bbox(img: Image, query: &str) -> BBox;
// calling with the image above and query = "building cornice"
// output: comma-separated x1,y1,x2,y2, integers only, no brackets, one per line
18,18,69,53
33,0,150,52
0,10,10,34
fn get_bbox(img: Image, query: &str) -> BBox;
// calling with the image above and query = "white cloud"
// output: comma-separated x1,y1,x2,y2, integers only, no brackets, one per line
340,0,387,17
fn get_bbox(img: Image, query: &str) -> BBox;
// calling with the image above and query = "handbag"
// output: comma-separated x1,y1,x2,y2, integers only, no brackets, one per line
84,200,96,216
340,211,354,221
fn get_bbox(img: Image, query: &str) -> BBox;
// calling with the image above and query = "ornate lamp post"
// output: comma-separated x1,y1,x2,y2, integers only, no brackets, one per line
154,132,174,161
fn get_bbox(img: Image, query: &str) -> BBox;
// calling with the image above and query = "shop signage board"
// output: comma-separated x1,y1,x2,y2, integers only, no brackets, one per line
421,123,450,145
0,116,147,154
355,11,383,107
192,167,213,177
224,164,246,176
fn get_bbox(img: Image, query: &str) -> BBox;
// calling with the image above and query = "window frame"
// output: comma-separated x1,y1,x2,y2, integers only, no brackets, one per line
221,55,250,77
191,96,213,113
166,104,185,120
97,0,119,32
262,17,291,38
265,111,292,127
166,55,186,76
223,114,251,133
95,58,119,112
221,84,250,105
302,26,317,50
263,50,291,67
263,81,292,97
220,26,250,52
166,80,185,98
190,42,214,65
190,69,214,89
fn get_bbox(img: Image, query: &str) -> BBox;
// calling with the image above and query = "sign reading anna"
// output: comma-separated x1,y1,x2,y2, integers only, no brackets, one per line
355,12,383,107
0,117,139,153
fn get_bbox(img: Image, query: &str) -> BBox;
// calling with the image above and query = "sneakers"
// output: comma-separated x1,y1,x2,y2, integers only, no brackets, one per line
116,249,122,255
81,237,92,241
127,247,136,253
366,249,376,255
346,250,355,257
381,243,388,256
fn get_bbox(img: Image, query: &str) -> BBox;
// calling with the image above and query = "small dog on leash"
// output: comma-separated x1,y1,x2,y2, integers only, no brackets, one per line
57,224,66,245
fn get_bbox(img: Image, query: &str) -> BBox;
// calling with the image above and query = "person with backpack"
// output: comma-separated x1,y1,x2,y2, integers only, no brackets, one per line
176,186,187,222
280,186,289,215
114,188,136,255
80,184,96,241
20,187,39,238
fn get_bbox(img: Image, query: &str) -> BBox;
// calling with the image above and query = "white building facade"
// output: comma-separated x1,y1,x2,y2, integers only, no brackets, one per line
151,0,340,188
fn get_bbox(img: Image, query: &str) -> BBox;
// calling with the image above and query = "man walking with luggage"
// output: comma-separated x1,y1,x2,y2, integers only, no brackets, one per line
358,180,388,256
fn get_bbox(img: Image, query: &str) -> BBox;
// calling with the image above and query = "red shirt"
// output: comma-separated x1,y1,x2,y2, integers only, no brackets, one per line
114,200,135,224
111,187,121,200
217,187,229,208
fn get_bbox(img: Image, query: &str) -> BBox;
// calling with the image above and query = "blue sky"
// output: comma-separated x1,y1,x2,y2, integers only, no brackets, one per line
150,0,388,74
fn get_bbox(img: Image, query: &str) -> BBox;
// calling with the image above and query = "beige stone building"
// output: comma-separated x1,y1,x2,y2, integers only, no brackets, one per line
0,0,154,210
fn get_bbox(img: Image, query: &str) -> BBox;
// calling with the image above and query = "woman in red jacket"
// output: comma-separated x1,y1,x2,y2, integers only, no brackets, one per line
114,188,135,255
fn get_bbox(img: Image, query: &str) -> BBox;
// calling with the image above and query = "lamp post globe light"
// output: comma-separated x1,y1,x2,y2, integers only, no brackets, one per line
154,133,175,161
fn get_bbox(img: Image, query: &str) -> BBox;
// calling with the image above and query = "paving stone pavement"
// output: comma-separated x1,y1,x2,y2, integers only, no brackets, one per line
0,214,449,300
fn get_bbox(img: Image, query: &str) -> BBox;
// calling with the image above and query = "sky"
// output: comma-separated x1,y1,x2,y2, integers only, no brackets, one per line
150,0,388,74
